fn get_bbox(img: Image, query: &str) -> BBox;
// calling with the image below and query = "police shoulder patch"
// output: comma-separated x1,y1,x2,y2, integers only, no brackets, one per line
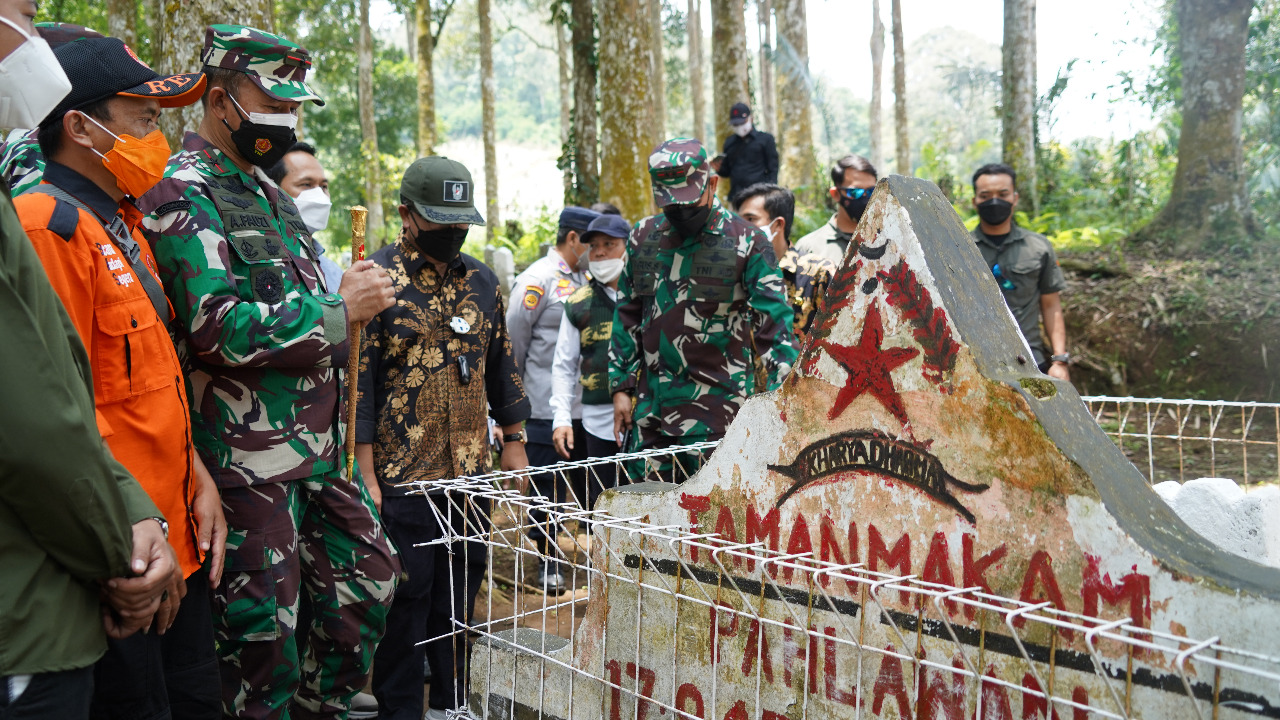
522,284,544,310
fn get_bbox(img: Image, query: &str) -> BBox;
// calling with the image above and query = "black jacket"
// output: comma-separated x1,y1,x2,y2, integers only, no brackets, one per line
719,129,779,198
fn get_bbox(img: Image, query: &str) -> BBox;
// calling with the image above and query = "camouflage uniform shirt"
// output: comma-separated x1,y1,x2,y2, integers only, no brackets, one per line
609,201,797,445
355,238,529,496
139,132,350,489
779,247,836,345
0,129,43,197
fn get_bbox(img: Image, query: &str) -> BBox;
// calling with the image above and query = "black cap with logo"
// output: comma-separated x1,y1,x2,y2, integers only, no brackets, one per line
401,156,486,226
729,102,752,126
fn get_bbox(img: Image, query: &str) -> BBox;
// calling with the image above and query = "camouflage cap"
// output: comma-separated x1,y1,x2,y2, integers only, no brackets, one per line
649,138,710,207
201,24,324,106
35,22,104,49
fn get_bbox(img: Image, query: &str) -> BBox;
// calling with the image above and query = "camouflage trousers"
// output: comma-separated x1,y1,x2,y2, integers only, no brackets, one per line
627,425,716,484
213,466,400,720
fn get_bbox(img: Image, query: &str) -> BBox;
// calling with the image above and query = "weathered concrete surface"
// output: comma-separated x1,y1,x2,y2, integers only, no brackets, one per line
472,177,1280,720
1154,478,1280,568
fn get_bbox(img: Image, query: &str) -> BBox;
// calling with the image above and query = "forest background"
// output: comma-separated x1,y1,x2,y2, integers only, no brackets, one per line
32,0,1280,400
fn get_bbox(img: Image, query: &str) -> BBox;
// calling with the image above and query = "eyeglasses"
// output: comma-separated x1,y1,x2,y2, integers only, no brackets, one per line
992,263,1016,291
839,187,874,200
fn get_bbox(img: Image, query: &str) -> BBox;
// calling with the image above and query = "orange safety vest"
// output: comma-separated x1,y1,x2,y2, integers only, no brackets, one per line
16,181,202,578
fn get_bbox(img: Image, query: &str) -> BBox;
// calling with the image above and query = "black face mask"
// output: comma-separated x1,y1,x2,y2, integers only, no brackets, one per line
223,104,296,169
977,197,1014,226
410,220,469,263
663,202,713,238
838,194,871,223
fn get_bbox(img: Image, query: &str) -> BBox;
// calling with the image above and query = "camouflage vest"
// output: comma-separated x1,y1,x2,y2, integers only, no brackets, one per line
563,281,616,405
206,173,319,303
632,223,741,303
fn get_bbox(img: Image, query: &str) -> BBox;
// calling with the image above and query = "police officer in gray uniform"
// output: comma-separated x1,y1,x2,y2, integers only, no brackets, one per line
506,205,599,591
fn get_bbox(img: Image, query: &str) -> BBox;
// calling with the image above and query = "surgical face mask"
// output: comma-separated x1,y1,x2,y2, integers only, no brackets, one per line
0,15,72,129
294,186,332,233
80,112,171,199
733,120,753,137
589,257,625,285
222,94,297,168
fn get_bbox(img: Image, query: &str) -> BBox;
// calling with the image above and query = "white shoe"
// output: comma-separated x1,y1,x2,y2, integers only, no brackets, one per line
349,691,378,719
424,708,450,720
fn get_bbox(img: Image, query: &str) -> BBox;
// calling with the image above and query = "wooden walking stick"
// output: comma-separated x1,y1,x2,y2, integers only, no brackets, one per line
345,206,367,481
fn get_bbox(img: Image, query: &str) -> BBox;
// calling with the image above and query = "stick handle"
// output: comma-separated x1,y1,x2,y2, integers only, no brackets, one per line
345,206,368,482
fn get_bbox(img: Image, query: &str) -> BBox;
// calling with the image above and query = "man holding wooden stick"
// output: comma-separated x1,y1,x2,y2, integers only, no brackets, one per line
137,24,398,720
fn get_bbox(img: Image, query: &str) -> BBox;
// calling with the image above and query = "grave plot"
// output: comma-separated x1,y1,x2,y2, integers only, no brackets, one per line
415,176,1280,720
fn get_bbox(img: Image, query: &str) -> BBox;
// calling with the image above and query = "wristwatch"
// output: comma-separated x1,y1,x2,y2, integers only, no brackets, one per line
502,430,527,444
150,516,169,539
1050,353,1071,364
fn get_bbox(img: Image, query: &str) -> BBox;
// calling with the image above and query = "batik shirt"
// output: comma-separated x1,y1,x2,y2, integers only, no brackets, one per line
138,132,349,488
779,247,835,345
355,238,529,496
609,202,797,445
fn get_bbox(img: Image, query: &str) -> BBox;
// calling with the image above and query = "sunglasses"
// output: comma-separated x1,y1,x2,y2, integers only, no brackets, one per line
839,187,874,200
992,263,1016,291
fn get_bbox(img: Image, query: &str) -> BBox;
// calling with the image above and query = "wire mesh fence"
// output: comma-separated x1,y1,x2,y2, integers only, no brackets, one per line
1081,396,1280,487
402,432,1280,720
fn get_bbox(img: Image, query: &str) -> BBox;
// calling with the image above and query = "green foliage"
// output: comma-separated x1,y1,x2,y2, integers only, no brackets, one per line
483,205,558,269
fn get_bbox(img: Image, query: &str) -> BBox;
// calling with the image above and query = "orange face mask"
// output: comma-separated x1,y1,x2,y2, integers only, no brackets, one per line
80,112,171,200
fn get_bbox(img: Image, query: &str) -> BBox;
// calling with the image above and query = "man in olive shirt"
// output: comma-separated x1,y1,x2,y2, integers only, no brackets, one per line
970,163,1070,380
0,1,174,713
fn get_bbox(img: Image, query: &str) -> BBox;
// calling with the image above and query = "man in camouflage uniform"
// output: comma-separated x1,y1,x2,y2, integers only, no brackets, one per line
609,138,797,466
733,182,835,346
137,25,399,720
0,22,104,196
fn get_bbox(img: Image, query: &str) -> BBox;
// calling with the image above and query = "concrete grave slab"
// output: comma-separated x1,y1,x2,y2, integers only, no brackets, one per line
470,176,1280,720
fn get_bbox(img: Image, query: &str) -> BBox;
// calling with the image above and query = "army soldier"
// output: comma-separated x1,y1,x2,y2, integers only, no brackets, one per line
137,25,399,720
610,138,797,464
507,205,598,590
733,182,835,345
795,154,878,265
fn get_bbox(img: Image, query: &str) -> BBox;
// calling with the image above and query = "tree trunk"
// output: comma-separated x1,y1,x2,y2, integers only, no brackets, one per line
869,0,885,171
571,0,600,205
890,0,909,175
756,0,774,131
479,0,499,242
1002,0,1038,214
599,0,659,221
775,0,814,194
358,0,385,249
1138,0,1255,253
649,0,667,139
688,0,706,141
106,0,137,48
155,0,274,148
416,0,436,155
558,19,574,202
710,0,750,154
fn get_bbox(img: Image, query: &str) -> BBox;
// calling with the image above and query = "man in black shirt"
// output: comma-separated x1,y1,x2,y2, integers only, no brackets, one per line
356,156,530,720
714,102,778,202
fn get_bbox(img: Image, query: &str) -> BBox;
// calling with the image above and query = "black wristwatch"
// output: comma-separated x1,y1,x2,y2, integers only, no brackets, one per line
1050,353,1071,364
502,430,527,444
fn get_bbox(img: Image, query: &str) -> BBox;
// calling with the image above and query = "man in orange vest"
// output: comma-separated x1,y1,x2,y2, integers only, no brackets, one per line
15,37,226,719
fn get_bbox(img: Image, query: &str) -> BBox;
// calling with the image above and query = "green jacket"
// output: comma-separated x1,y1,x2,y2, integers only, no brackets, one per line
0,186,159,675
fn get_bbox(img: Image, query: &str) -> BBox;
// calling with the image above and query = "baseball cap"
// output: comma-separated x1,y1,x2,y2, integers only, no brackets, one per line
559,206,600,233
582,214,632,244
45,37,206,123
202,24,324,106
401,156,486,226
729,102,751,126
35,22,104,49
648,138,710,207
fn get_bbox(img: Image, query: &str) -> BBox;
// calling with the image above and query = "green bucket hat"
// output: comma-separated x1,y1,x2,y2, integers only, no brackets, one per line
201,24,324,106
401,156,486,226
648,137,710,207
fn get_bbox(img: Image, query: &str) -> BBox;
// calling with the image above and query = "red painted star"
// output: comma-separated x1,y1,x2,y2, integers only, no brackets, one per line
821,301,919,426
